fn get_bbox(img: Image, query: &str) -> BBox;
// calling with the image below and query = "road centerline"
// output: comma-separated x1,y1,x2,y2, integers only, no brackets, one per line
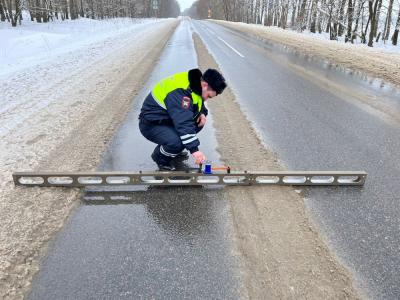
217,36,245,58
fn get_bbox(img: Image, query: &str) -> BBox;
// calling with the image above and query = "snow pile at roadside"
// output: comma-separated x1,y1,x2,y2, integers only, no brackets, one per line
0,16,177,299
0,16,165,75
300,28,400,54
213,20,400,87
0,17,170,173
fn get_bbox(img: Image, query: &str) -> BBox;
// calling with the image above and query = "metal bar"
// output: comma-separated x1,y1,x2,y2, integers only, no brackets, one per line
12,171,367,187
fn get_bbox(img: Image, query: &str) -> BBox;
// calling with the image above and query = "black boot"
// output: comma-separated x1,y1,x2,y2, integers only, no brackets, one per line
176,150,189,158
151,152,176,171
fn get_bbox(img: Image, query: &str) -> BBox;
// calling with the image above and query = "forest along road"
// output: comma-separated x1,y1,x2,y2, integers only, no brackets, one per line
193,20,400,299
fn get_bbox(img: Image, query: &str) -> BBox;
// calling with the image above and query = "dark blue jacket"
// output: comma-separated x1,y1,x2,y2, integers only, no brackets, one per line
139,69,208,153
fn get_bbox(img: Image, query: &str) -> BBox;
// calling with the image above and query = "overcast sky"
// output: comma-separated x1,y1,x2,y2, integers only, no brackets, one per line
177,0,196,11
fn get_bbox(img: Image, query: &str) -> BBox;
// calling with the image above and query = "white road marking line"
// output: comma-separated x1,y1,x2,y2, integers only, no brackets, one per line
206,27,216,35
217,36,245,58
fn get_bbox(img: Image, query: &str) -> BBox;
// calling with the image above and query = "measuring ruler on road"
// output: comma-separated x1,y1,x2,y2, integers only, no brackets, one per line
13,170,367,187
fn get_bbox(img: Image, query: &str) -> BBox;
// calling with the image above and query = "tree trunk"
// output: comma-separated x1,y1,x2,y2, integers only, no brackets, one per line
290,0,297,28
42,0,49,23
351,0,362,42
345,0,353,42
338,0,347,36
383,0,394,40
272,3,277,25
362,10,371,44
0,0,6,21
2,0,10,21
372,0,381,37
317,0,325,33
297,0,307,30
34,0,41,22
367,0,380,47
253,0,259,23
260,0,266,24
13,0,21,26
310,0,319,33
88,0,94,18
6,0,21,26
305,0,313,28
80,0,84,17
27,0,34,21
222,0,230,20
266,0,274,26
70,0,77,19
280,0,289,28
392,8,400,45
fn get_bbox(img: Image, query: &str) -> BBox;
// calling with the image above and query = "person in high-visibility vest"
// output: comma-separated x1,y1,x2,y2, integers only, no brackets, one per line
139,68,227,170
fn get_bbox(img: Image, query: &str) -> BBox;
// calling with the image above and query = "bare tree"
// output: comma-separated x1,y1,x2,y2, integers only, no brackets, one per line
351,0,364,42
335,0,345,35
345,0,353,41
297,0,307,30
309,0,319,32
4,0,22,26
367,0,381,46
0,0,8,21
382,0,394,40
392,6,400,45
372,0,381,37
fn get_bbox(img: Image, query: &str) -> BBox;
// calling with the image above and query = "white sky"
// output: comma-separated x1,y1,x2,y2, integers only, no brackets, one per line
177,0,196,11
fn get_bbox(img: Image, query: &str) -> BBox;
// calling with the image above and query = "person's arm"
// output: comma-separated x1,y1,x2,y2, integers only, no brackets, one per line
201,104,208,116
165,90,200,154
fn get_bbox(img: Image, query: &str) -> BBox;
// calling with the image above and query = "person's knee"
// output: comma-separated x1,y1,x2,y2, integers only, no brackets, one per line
139,121,152,139
164,140,184,154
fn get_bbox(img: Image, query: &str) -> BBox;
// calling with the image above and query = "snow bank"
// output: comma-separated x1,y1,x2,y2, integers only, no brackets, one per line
299,29,400,54
0,15,165,76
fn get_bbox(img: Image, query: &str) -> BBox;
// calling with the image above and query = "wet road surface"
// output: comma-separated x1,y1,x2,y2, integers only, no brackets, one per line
28,20,241,299
193,20,400,299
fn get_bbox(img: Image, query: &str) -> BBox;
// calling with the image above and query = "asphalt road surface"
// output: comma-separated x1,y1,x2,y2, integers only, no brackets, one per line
193,20,400,299
28,19,400,299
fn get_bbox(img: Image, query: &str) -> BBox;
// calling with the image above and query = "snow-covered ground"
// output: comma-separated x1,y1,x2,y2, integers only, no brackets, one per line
0,16,165,139
0,15,177,299
0,15,162,75
300,28,400,54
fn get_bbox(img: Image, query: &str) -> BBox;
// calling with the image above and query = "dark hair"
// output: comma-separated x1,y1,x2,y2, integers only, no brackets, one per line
202,69,227,95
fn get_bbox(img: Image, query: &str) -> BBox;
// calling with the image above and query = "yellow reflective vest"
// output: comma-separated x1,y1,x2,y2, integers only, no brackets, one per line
151,71,203,113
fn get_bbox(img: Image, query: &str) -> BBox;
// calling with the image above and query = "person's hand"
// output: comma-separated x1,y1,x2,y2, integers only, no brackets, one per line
197,114,207,127
192,151,206,165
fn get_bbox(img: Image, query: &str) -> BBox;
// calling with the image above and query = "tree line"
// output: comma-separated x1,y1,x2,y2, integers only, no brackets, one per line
185,0,400,46
0,0,180,26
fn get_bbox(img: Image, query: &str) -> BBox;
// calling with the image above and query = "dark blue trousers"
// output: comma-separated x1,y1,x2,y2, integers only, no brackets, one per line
139,118,203,165
139,119,185,165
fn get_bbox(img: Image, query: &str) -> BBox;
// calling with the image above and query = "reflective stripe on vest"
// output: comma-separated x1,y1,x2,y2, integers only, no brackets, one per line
151,71,202,112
